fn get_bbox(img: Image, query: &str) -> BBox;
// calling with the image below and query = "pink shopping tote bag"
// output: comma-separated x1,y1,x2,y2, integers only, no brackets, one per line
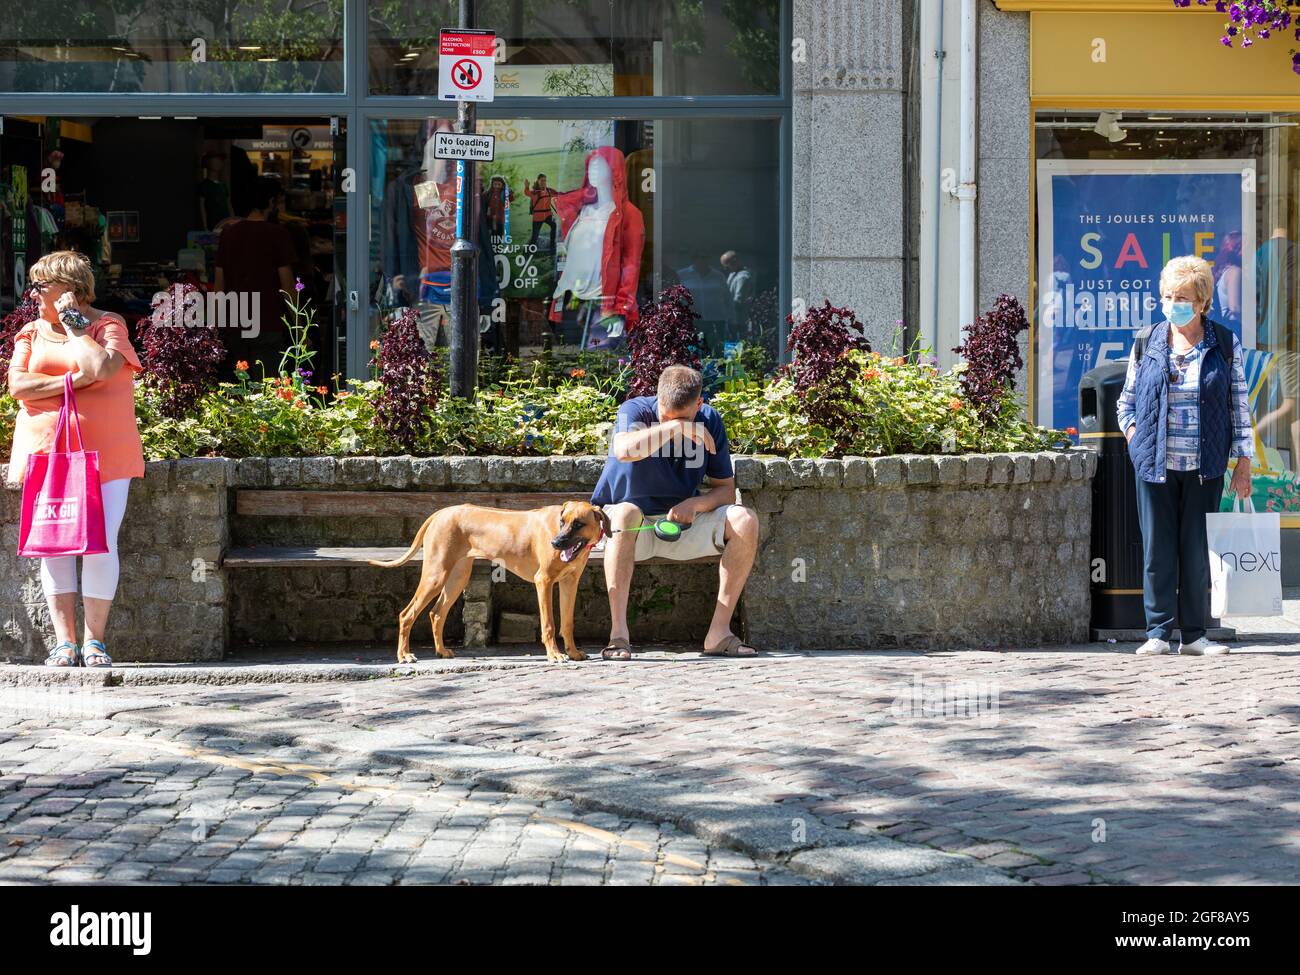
17,372,108,558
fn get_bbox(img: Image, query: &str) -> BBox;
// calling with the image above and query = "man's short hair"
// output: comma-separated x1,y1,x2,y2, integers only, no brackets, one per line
251,176,283,213
657,365,703,412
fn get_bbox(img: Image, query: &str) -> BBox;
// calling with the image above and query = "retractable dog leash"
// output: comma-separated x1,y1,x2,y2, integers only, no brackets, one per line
612,520,687,543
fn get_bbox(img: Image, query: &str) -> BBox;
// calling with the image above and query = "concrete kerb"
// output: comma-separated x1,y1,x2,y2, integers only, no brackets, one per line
101,699,1020,886
0,658,550,688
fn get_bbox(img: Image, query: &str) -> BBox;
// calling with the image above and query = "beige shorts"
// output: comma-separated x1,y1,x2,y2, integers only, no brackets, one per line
603,503,732,561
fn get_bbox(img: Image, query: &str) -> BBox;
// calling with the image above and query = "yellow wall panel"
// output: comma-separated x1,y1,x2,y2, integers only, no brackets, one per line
1031,10,1300,108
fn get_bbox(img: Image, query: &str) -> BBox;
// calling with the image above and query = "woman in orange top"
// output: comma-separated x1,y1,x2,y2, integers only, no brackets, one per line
6,250,143,668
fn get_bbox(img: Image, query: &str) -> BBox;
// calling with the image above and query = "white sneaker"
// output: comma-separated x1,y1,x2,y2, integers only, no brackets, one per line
1136,638,1172,655
1179,637,1230,656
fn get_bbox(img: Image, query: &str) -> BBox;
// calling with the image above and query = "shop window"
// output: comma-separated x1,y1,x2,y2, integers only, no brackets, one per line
1,116,345,377
368,114,781,369
369,0,781,97
1034,110,1300,512
0,0,344,93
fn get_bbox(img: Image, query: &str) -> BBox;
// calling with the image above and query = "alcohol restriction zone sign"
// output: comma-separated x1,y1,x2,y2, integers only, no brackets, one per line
438,29,495,102
434,131,496,162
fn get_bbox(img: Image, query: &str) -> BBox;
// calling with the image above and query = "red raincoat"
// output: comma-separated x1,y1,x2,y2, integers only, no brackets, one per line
548,145,646,327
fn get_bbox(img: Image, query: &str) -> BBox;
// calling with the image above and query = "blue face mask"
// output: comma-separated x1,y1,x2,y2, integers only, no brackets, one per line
1163,300,1196,327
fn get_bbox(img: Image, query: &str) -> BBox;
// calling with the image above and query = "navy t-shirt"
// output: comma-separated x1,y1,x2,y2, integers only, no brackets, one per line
590,396,734,515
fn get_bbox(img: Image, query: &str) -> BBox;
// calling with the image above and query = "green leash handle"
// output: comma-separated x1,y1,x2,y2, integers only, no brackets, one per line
615,520,686,542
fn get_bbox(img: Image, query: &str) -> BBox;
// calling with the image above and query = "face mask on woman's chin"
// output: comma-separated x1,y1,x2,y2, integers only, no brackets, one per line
1163,300,1196,327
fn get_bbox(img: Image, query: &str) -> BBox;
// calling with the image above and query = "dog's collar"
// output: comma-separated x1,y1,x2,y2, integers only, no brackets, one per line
589,528,604,548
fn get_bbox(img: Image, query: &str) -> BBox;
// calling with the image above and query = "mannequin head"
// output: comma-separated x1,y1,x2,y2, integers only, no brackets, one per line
203,154,224,180
587,155,613,196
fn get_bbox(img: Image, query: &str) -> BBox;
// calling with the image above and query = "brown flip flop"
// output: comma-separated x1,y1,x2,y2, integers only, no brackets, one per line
601,637,632,661
702,634,759,657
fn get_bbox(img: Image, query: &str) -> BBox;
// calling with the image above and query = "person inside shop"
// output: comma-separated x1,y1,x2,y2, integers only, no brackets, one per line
720,250,755,332
6,250,145,669
1116,254,1252,658
1254,226,1299,470
676,255,730,326
1213,229,1243,329
214,176,297,371
524,173,557,251
197,154,233,231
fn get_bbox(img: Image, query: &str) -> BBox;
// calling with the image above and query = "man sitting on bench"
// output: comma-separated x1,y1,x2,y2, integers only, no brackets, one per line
591,365,760,660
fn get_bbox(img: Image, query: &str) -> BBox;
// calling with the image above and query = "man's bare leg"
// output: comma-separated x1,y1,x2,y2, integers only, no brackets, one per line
604,502,642,649
703,505,759,654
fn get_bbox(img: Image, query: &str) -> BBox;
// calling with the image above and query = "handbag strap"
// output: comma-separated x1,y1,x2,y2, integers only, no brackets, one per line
51,372,86,453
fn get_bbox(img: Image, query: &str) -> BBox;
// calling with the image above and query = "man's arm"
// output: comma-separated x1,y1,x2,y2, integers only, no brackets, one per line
613,419,715,462
667,477,736,525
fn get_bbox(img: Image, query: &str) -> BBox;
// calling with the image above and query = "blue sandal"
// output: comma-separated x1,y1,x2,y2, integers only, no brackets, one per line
45,641,80,667
82,639,113,668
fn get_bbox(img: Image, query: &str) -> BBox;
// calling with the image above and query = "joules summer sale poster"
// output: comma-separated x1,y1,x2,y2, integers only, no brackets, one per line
1035,159,1256,435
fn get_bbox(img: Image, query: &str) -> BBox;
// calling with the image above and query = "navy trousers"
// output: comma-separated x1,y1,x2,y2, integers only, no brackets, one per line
1134,469,1223,643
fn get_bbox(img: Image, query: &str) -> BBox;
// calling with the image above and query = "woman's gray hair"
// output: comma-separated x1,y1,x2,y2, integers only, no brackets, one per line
1159,255,1214,311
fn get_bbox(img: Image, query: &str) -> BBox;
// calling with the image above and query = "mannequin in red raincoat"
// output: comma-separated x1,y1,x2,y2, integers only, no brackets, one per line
547,146,645,349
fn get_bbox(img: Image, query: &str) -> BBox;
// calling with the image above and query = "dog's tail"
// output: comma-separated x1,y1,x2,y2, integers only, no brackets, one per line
367,513,436,569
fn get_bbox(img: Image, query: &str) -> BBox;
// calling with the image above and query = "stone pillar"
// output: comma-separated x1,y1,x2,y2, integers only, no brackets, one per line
976,2,1032,394
793,0,906,351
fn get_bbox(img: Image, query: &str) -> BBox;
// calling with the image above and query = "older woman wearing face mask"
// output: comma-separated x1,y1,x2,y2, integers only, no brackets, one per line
1116,255,1253,657
6,250,144,668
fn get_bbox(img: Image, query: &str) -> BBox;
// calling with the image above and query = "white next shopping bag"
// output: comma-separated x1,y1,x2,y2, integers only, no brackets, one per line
1206,498,1284,618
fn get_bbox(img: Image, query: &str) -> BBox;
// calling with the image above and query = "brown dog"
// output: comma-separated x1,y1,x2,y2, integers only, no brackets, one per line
369,501,611,663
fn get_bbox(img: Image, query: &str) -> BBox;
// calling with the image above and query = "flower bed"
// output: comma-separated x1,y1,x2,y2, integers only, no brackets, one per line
1,290,1070,464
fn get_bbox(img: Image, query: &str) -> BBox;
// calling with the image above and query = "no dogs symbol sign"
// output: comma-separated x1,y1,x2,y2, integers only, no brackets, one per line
438,29,495,102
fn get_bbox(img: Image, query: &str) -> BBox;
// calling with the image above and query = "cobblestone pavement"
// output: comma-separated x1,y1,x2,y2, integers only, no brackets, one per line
64,639,1300,886
0,716,806,885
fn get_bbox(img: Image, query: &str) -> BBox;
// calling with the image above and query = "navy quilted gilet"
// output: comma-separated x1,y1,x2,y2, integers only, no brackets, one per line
1128,319,1232,483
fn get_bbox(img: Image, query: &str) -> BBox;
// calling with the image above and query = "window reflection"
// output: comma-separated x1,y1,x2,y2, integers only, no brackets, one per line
369,0,781,97
0,0,344,93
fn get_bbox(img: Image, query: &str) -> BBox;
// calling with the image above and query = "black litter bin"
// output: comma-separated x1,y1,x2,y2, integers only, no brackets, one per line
1079,364,1145,634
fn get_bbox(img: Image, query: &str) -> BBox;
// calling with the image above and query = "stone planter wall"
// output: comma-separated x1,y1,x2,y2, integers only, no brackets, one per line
2,450,1096,662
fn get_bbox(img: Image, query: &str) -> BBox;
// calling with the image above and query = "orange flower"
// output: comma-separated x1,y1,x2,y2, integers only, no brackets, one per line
894,356,906,366
369,339,380,351
277,388,294,401
949,398,963,411
316,386,329,395
235,360,249,372
293,399,306,411
863,368,881,381
570,368,586,378
336,391,351,400
258,423,269,433
1065,426,1078,436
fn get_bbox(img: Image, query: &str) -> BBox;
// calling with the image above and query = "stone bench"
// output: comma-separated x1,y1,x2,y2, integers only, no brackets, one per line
1,452,1096,662
224,487,723,647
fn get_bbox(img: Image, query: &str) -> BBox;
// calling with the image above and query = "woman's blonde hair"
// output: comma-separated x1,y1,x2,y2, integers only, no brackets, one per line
1159,255,1213,311
29,250,96,303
